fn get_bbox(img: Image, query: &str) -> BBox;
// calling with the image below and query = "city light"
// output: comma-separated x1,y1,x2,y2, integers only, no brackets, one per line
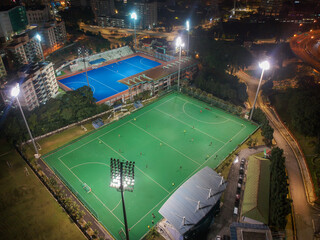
186,20,190,31
35,33,41,42
176,36,185,48
259,61,270,70
130,12,137,20
11,83,20,97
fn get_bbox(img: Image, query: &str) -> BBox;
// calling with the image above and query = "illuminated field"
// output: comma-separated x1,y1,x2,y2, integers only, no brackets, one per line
43,92,258,239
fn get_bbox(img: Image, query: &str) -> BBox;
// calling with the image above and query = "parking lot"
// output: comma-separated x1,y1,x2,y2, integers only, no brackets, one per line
207,146,268,240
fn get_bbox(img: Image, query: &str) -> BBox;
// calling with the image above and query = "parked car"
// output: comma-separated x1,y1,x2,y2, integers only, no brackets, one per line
239,169,244,174
237,183,241,188
239,174,244,180
216,235,221,240
238,178,243,184
223,235,231,240
240,163,245,168
233,207,238,215
236,194,240,200
235,200,239,208
236,187,241,194
241,158,246,164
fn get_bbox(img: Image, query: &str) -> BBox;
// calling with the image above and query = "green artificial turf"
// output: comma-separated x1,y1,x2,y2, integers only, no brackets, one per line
43,92,258,239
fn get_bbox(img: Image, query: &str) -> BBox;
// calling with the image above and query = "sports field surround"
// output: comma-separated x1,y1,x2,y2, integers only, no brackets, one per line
43,93,258,239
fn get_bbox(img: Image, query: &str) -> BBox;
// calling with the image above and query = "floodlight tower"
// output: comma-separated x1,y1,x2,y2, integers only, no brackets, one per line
110,158,135,240
131,12,137,51
11,83,40,159
35,34,45,61
78,47,90,87
249,60,270,120
186,20,190,56
176,36,184,91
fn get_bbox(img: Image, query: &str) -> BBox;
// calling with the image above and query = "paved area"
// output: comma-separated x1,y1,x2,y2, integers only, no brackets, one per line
206,146,268,240
237,69,320,240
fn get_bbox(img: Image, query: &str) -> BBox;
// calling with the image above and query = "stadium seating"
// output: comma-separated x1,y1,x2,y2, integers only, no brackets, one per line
92,118,104,129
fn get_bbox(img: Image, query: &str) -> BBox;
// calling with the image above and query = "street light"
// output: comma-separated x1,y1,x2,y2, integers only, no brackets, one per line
186,20,190,56
78,47,90,88
110,158,135,240
131,12,137,51
35,33,45,61
249,60,270,120
11,83,40,159
176,36,184,91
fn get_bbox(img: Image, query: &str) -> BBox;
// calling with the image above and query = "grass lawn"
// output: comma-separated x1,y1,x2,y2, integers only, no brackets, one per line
270,93,320,198
0,139,86,240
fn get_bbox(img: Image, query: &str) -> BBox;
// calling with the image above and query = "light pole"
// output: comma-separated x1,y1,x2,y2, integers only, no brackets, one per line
35,34,45,61
110,158,135,240
249,60,270,120
186,20,190,56
11,83,40,159
78,47,90,87
131,12,137,51
176,36,184,91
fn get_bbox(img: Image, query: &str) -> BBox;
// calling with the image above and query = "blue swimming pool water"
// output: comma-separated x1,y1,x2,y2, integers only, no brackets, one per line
89,58,106,65
59,56,161,102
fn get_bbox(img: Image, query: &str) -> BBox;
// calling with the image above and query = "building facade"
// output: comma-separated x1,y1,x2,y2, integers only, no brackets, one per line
6,33,43,65
0,54,7,79
26,5,52,25
91,0,116,21
0,6,28,41
16,62,58,110
97,16,126,28
260,0,284,16
40,21,67,50
133,1,157,29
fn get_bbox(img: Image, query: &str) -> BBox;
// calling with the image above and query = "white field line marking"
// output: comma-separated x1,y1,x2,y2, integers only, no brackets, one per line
99,138,170,194
139,58,156,68
182,102,229,125
156,108,225,144
91,192,125,226
102,65,128,78
56,96,174,159
111,199,122,212
58,157,124,225
129,121,201,166
70,162,109,170
84,74,120,93
123,60,146,71
62,81,96,94
178,97,242,126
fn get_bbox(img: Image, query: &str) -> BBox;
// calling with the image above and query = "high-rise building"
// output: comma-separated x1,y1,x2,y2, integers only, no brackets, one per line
1,62,58,111
26,5,52,25
0,6,28,41
0,54,7,80
91,0,115,22
6,33,42,65
40,21,67,50
70,0,89,7
260,0,284,16
133,1,157,29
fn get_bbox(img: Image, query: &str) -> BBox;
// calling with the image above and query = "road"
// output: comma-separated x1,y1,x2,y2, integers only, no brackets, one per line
237,70,320,240
290,30,320,72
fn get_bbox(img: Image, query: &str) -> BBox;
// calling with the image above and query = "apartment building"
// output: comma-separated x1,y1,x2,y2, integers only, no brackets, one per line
6,33,42,65
133,0,157,29
40,21,67,50
0,6,28,41
26,5,52,25
16,62,58,110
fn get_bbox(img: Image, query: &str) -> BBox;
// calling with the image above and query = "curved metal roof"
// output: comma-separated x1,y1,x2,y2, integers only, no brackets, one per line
158,167,227,235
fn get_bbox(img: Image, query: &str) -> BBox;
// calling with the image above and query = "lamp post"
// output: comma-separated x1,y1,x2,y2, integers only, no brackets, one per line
78,47,90,87
131,12,137,51
110,158,135,240
11,83,40,158
35,34,45,61
176,36,184,91
186,20,190,56
249,61,270,120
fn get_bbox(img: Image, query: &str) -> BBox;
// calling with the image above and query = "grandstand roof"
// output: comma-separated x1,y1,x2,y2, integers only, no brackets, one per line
158,167,226,235
118,56,197,87
241,156,270,225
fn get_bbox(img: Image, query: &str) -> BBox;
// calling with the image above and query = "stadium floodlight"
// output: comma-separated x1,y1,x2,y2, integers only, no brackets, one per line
35,33,45,61
186,20,190,56
131,12,137,51
110,158,135,240
11,83,40,159
176,37,184,92
78,47,90,87
249,60,270,120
